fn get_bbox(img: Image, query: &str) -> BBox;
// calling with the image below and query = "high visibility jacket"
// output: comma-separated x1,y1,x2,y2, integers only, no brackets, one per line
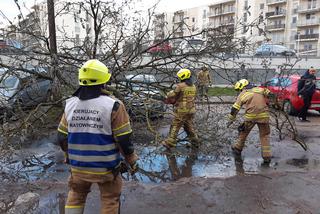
232,87,270,123
167,82,196,114
197,70,211,85
58,95,130,174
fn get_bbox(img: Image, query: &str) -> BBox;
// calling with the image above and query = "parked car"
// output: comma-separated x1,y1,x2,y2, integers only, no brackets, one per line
0,66,52,118
119,74,166,120
176,38,205,54
261,75,320,115
255,44,296,56
147,42,172,56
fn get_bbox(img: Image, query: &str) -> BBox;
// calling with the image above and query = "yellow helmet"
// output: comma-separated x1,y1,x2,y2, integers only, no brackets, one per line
79,59,111,86
177,68,191,80
234,79,249,91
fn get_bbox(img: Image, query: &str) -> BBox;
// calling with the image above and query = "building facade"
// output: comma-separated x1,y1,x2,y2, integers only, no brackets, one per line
4,0,94,52
153,0,320,56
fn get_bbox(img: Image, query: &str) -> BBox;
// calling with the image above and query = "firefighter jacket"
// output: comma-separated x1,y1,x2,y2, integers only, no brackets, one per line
197,70,211,86
232,87,270,123
167,81,196,114
58,94,133,174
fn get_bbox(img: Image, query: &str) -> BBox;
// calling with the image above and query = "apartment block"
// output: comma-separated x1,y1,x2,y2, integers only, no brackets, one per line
296,0,320,55
153,0,320,56
4,0,94,51
207,0,236,40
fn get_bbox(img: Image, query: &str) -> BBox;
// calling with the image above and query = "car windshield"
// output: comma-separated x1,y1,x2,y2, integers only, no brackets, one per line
188,39,204,45
126,75,157,83
0,75,18,88
316,80,320,89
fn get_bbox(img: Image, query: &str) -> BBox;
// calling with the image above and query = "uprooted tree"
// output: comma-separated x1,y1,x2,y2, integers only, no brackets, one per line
0,0,303,153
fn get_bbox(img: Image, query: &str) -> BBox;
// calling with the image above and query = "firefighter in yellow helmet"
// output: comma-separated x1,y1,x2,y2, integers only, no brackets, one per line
162,68,200,148
227,79,273,164
56,59,139,214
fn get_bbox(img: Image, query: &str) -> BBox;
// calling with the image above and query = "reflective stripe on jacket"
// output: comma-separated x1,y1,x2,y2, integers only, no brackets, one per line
64,96,120,172
168,82,196,114
232,87,270,122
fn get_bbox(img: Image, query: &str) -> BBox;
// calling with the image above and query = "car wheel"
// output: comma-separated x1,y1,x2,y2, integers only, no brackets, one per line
283,100,297,116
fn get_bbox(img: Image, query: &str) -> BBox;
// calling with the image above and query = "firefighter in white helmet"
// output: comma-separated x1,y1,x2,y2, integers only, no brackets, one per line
162,68,200,148
228,79,273,164
57,59,138,214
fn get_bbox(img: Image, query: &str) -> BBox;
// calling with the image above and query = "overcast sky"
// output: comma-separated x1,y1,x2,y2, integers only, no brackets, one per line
0,0,214,27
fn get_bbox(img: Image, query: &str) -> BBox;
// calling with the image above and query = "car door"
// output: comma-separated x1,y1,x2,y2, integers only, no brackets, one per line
278,77,292,100
311,79,320,108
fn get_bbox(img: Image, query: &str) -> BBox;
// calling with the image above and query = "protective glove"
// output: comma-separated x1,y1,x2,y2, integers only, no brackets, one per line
63,152,69,164
129,161,139,175
226,114,236,127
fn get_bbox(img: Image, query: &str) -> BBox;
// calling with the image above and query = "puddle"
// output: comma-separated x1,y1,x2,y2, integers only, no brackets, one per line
2,142,320,183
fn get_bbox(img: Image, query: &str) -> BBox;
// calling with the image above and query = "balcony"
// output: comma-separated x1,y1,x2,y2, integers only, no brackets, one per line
297,18,320,27
208,9,235,17
267,0,287,6
298,4,320,13
266,24,285,31
209,0,235,7
295,33,319,40
266,10,286,18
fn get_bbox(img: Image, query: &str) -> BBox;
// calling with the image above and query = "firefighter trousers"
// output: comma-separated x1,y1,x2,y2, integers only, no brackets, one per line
162,112,199,147
65,171,122,214
233,121,271,159
198,85,209,97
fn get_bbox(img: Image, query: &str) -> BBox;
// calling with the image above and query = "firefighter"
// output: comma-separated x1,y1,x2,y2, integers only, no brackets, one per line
197,66,212,98
57,59,138,214
227,79,273,164
161,68,200,148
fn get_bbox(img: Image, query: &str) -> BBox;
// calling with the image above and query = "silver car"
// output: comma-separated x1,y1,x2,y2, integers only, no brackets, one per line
255,44,296,56
0,67,52,118
120,74,166,120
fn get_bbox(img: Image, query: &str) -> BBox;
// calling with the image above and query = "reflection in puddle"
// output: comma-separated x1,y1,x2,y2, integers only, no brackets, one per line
132,146,262,183
286,158,309,167
2,146,320,184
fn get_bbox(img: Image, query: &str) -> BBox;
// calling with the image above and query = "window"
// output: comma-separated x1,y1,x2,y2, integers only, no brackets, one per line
267,78,279,87
304,44,313,50
260,4,264,10
244,0,248,8
203,10,207,19
75,34,80,45
192,17,195,22
292,17,297,24
305,28,314,34
306,14,311,19
244,13,247,22
279,78,292,87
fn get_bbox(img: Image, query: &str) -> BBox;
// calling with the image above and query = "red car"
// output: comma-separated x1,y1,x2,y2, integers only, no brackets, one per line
147,42,172,55
262,75,320,115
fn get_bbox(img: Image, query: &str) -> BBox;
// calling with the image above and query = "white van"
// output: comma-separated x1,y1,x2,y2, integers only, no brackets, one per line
176,39,205,54
255,44,295,56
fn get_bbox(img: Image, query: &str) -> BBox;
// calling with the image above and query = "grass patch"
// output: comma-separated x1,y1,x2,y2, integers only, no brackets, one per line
207,87,237,96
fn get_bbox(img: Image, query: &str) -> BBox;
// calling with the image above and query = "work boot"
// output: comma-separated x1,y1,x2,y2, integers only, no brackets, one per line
231,145,242,156
262,157,271,166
